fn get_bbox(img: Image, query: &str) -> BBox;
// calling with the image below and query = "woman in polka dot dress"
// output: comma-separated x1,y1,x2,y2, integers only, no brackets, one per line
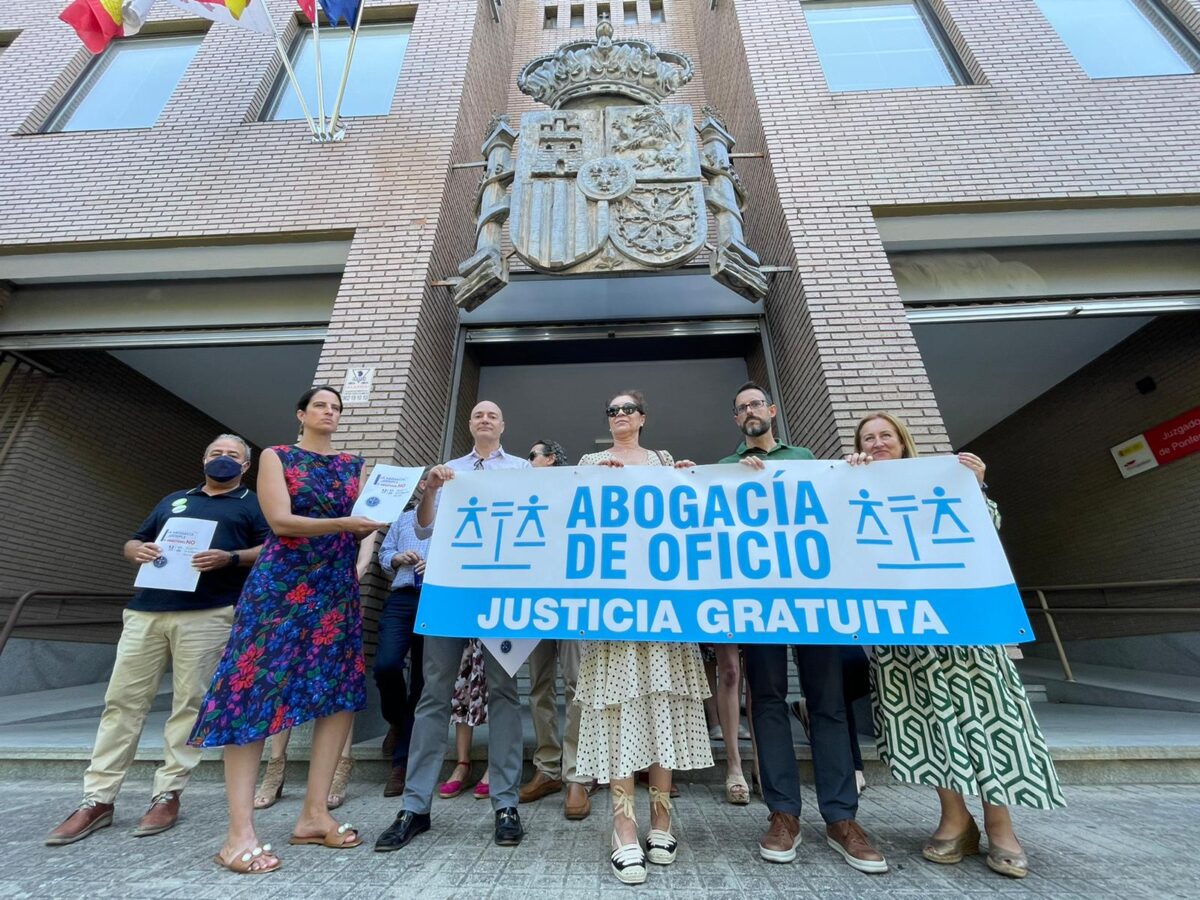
575,390,714,885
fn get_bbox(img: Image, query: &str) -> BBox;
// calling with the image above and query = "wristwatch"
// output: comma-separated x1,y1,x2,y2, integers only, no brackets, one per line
229,551,241,568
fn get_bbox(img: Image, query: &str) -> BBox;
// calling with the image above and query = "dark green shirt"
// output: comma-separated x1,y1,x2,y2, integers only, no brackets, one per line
717,440,815,464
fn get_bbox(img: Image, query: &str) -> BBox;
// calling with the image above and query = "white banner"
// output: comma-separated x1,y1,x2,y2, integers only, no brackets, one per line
417,458,1032,647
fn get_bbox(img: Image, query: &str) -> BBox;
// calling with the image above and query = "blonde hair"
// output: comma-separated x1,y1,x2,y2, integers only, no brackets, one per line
853,411,919,459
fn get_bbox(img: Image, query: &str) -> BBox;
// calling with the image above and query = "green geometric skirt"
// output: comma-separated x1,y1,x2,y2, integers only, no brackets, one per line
872,645,1066,810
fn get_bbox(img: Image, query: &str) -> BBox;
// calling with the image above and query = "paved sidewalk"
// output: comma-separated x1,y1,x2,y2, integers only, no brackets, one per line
11,778,1199,899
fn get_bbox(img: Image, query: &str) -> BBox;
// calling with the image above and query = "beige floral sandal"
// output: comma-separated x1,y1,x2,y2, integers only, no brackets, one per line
725,770,750,806
327,756,354,810
254,755,286,810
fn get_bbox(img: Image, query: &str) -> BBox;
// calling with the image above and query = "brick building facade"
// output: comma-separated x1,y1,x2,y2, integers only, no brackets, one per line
1,0,1198,674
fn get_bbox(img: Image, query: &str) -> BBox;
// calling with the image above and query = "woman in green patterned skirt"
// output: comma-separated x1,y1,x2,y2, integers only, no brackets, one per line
847,412,1064,880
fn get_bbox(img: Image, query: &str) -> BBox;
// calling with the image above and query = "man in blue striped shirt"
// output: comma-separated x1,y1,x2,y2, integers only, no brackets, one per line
374,475,432,799
376,401,531,853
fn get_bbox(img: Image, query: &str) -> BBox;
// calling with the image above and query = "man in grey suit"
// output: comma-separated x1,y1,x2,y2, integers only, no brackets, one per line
375,401,530,852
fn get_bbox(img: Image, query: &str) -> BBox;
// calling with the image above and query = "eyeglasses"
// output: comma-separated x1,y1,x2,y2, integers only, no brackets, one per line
527,450,544,461
473,457,485,470
605,403,643,418
734,399,769,416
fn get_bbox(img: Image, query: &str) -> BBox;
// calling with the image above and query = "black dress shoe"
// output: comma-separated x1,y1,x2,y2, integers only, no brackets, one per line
494,807,524,846
374,810,430,852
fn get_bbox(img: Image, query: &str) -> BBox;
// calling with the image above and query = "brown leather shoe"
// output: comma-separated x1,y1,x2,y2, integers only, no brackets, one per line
45,800,114,846
133,791,180,837
826,819,888,873
384,764,407,798
564,782,591,820
382,725,397,758
519,771,563,804
758,811,802,863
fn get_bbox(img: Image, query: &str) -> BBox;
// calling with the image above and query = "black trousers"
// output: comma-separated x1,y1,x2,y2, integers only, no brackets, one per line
373,587,424,767
743,644,857,824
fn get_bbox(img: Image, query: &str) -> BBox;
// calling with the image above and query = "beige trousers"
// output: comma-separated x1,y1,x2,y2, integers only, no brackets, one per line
526,639,586,783
83,606,234,803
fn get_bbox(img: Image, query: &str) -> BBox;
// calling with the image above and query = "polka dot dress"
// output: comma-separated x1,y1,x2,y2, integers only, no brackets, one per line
574,448,715,782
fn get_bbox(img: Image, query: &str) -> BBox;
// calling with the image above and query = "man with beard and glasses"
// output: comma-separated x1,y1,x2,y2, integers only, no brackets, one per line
717,382,887,875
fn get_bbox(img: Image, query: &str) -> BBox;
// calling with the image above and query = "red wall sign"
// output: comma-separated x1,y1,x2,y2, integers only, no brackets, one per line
1111,404,1200,479
1144,406,1200,465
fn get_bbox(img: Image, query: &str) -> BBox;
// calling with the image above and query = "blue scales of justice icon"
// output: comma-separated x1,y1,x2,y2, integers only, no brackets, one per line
450,495,550,571
850,485,976,570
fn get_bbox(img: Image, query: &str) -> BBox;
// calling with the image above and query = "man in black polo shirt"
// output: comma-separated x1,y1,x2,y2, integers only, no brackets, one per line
46,434,270,846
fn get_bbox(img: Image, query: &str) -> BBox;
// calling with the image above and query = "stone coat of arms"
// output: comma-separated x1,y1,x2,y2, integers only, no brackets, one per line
454,19,768,310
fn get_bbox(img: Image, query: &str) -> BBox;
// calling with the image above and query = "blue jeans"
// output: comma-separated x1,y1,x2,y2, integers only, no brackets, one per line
374,587,424,767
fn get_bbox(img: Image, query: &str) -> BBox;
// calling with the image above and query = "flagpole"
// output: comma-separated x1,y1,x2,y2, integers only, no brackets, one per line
311,6,327,138
258,0,318,137
326,0,366,138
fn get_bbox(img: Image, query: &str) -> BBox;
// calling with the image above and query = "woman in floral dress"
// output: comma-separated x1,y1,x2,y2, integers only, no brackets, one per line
190,386,386,873
437,640,492,799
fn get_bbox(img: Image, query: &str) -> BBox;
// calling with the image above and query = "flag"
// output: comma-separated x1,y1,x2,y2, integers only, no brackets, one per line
60,0,156,53
163,0,273,35
295,0,316,20
319,0,360,27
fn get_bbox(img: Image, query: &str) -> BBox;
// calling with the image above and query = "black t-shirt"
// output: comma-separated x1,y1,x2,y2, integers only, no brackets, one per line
129,486,271,613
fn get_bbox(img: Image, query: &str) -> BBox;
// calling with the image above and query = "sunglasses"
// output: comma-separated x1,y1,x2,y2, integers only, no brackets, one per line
527,450,546,460
606,403,643,418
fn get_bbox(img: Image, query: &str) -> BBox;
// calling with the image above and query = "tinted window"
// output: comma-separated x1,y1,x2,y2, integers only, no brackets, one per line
46,34,202,132
266,22,411,121
803,0,964,92
1036,0,1199,78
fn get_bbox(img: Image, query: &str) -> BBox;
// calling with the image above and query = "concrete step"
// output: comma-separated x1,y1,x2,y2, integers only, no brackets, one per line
0,676,172,726
0,699,1196,786
1017,657,1200,714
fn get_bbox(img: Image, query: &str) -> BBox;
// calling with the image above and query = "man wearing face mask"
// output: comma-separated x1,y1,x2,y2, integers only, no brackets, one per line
46,434,270,847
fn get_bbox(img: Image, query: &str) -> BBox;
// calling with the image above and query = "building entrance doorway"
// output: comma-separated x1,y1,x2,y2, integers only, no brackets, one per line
450,318,778,465
448,268,777,462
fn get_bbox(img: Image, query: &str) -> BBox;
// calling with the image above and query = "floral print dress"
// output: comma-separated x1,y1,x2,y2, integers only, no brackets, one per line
189,445,367,748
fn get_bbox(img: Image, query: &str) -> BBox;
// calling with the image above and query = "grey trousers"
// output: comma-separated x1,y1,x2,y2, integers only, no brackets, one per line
526,639,586,784
402,636,523,813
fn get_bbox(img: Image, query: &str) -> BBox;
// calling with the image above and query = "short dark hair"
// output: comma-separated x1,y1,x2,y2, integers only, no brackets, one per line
533,439,568,466
732,380,772,410
297,384,343,412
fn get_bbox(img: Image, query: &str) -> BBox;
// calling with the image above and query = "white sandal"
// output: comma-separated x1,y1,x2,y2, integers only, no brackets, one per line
647,786,678,865
610,787,647,884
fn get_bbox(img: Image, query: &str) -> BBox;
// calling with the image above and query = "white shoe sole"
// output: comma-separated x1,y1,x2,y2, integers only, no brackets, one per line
759,832,802,863
826,836,889,873
612,864,647,884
